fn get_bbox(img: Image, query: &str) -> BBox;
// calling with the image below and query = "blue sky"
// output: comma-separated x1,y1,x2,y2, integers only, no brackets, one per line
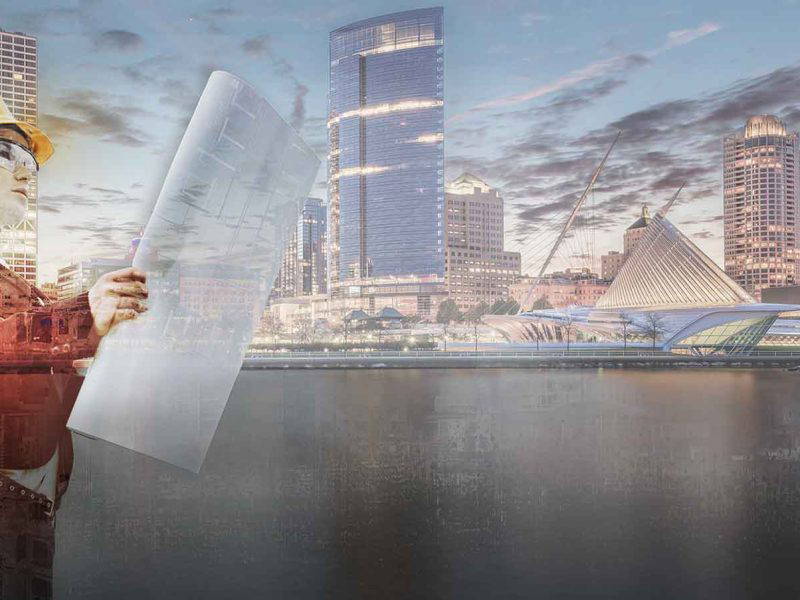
4,0,800,281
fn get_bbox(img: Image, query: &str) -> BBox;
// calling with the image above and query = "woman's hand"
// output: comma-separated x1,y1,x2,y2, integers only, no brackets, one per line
88,267,148,338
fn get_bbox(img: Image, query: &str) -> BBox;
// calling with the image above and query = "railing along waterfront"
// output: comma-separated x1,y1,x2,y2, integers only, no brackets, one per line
245,349,800,359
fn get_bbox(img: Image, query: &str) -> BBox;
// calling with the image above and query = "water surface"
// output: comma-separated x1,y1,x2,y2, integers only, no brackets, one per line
56,369,800,598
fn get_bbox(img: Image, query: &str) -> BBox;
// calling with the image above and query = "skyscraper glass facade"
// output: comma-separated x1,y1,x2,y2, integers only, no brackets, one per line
0,30,38,284
273,198,327,298
328,8,444,292
724,115,799,299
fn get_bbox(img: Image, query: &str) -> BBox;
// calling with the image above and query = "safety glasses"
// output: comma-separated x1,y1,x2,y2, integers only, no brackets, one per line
0,139,38,174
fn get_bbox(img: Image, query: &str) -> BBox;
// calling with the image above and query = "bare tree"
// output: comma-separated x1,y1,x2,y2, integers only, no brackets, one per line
465,302,489,352
617,310,633,351
638,312,667,351
562,314,575,352
294,315,314,344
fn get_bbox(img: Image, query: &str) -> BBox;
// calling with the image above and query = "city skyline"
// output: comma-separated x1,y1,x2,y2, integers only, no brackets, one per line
2,0,800,282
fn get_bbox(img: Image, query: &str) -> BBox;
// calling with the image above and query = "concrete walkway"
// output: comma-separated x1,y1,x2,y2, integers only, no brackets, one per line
243,350,800,370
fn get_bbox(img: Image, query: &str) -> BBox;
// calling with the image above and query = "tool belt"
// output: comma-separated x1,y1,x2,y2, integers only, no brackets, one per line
0,472,55,520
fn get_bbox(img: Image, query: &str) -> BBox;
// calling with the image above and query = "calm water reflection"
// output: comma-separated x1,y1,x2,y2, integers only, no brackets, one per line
56,369,800,598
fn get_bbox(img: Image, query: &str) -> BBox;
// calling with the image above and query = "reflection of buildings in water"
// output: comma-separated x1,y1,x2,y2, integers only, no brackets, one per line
53,370,800,596
269,371,800,558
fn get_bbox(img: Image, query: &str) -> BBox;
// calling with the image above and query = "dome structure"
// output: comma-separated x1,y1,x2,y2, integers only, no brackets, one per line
744,115,787,139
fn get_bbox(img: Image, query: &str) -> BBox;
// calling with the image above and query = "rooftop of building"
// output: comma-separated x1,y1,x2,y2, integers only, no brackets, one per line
331,7,443,35
446,172,494,195
745,114,788,139
627,205,651,230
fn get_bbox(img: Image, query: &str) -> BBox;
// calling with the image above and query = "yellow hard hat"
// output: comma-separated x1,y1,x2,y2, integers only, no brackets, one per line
0,97,53,165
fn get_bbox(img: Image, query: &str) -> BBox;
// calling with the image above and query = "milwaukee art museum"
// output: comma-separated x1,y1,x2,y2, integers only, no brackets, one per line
485,213,800,355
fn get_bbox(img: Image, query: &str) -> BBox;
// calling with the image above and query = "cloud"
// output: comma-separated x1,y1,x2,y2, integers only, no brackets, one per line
118,55,204,116
95,30,143,52
291,83,309,130
664,22,721,49
39,188,141,214
521,12,549,26
188,7,241,34
678,214,724,226
451,53,648,120
40,90,151,147
242,34,270,57
451,21,722,124
454,60,800,272
58,219,143,253
240,34,310,130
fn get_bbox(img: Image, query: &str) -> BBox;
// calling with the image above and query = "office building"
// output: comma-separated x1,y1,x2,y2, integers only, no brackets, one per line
328,8,445,304
599,205,653,281
724,115,799,299
444,173,520,310
601,251,625,281
56,258,130,301
0,29,38,284
273,198,327,299
511,268,609,311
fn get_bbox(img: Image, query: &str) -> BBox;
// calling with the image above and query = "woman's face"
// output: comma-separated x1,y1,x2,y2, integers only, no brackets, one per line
0,128,34,227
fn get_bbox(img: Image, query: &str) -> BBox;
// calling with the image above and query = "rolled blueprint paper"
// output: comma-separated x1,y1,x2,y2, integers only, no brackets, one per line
68,71,319,472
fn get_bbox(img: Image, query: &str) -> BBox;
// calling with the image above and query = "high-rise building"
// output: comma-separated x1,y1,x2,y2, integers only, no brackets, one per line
328,8,445,297
273,198,327,298
599,205,653,281
444,173,520,310
600,251,625,281
0,29,38,284
724,115,799,299
56,258,131,301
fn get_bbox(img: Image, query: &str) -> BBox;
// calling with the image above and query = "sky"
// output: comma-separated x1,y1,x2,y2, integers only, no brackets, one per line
3,0,800,282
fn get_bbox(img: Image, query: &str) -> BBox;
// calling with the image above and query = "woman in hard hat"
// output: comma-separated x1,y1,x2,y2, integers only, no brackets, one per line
0,97,147,596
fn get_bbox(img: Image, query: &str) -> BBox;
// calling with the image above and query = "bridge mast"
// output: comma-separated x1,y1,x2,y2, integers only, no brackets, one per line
657,182,685,217
536,130,622,278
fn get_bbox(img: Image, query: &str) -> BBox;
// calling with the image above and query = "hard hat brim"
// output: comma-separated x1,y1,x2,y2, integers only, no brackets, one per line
0,117,54,165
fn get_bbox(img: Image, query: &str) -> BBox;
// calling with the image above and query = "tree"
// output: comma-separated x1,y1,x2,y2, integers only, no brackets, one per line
436,299,463,324
488,298,521,315
403,313,424,327
263,313,284,344
436,299,462,352
293,315,315,343
464,302,489,352
617,310,633,351
562,314,575,352
530,296,553,310
638,312,667,351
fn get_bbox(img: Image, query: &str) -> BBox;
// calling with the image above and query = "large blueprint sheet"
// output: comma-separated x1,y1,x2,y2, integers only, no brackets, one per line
68,71,319,472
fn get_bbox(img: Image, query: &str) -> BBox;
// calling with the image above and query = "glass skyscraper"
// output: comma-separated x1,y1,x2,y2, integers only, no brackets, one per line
724,115,798,300
0,29,38,284
328,8,444,294
273,198,328,298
